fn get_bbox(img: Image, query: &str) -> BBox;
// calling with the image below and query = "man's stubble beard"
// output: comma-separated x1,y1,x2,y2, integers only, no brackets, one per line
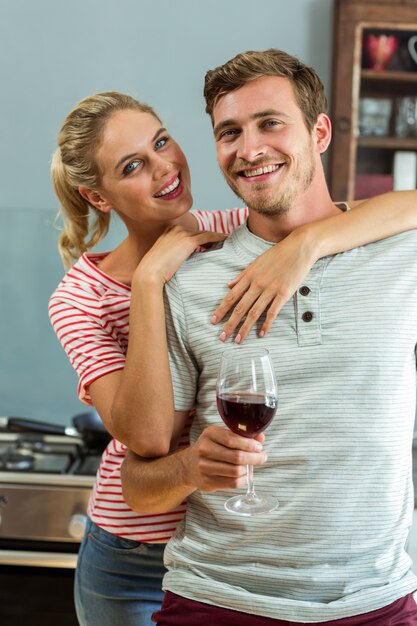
224,145,316,217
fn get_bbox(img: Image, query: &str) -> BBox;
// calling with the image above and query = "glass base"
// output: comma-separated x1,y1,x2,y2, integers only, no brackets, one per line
224,493,278,516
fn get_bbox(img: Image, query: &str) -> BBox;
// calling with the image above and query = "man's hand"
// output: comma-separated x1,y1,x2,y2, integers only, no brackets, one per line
180,424,267,492
121,425,267,514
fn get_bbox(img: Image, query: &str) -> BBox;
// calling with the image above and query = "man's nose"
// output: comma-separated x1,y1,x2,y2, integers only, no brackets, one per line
236,130,267,162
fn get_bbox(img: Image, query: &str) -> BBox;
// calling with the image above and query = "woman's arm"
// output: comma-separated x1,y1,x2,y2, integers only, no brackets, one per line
211,189,417,343
104,226,225,457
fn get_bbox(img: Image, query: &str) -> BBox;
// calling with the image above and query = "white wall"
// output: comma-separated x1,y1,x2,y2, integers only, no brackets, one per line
0,0,334,213
0,0,335,422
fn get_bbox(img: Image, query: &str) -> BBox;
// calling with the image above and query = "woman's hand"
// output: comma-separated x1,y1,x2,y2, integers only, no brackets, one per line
211,226,318,344
134,225,227,287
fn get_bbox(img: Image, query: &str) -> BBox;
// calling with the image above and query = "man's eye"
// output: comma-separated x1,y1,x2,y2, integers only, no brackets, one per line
264,120,280,128
219,129,238,140
155,137,168,150
123,160,141,175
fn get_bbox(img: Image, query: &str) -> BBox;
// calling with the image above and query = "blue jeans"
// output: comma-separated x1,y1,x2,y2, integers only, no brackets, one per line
74,518,166,626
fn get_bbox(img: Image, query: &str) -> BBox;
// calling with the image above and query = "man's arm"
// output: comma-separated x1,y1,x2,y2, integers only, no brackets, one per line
121,424,267,514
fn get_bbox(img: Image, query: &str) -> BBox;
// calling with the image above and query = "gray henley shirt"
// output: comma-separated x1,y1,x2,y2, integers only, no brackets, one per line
163,222,417,622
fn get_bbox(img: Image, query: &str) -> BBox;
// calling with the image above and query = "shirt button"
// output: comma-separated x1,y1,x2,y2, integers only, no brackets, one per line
299,286,310,296
302,311,314,323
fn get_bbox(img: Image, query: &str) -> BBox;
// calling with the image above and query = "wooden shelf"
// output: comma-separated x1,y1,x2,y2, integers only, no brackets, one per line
361,69,417,82
358,136,417,149
329,0,417,200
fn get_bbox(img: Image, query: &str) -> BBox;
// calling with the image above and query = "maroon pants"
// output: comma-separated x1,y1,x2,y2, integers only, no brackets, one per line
152,591,417,626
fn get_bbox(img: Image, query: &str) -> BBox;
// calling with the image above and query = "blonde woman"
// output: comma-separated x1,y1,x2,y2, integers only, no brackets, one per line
49,91,417,626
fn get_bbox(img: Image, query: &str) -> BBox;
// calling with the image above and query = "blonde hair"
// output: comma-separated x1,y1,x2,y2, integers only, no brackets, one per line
51,92,160,268
204,49,328,131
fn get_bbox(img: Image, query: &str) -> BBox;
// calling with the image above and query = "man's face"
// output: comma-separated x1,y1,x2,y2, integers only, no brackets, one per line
212,76,319,216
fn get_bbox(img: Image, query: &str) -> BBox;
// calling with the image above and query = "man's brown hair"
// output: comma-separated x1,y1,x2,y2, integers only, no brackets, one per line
204,49,328,131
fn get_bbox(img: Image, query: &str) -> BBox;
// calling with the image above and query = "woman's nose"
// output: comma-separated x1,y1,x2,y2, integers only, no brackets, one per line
152,154,173,179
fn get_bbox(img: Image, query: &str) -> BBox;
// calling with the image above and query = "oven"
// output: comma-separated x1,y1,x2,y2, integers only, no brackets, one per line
0,430,101,625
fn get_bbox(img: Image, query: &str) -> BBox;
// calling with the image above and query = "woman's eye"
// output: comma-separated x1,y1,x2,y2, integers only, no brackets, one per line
155,136,168,150
123,160,141,175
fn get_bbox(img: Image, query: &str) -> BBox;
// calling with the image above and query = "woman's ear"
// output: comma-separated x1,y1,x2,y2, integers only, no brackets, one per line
314,113,332,154
78,186,113,213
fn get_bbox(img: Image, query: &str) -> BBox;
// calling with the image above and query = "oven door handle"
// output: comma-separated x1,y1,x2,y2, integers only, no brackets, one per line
0,549,77,568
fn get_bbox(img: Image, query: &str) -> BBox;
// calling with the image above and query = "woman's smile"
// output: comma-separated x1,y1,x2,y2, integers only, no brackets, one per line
153,173,182,199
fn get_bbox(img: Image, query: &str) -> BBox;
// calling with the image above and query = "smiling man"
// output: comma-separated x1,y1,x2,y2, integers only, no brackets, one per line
122,49,417,625
212,78,320,219
210,71,341,240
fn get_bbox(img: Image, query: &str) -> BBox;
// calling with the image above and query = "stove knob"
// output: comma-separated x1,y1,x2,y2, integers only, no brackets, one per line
68,514,87,540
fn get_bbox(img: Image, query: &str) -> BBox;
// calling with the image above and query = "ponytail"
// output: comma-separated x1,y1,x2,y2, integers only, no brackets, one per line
51,92,160,268
51,149,110,269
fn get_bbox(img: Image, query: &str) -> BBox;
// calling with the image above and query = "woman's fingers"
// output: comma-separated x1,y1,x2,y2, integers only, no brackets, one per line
212,273,295,343
164,227,226,260
211,276,252,324
226,291,281,343
236,292,288,342
194,230,227,248
138,227,227,285
210,230,315,342
217,288,265,342
258,294,288,337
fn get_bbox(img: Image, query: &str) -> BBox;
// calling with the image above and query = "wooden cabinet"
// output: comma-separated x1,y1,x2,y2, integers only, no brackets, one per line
328,0,417,201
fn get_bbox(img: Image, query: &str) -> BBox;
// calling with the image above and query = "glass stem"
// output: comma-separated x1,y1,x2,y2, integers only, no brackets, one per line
246,464,256,499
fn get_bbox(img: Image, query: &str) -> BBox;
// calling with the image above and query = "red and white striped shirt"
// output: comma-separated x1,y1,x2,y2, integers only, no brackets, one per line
49,208,248,542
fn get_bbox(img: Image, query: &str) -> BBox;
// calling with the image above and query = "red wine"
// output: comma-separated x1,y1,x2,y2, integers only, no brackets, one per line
216,393,277,438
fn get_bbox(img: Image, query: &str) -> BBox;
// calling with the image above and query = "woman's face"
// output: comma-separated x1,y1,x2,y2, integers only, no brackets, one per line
93,109,193,226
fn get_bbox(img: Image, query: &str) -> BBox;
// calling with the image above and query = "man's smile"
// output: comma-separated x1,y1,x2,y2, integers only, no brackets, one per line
234,162,286,184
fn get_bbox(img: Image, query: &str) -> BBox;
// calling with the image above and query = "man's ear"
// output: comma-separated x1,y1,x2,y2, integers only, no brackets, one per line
78,186,113,213
314,113,332,154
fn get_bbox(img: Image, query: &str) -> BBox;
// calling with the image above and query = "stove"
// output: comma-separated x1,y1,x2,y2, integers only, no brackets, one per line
0,432,100,568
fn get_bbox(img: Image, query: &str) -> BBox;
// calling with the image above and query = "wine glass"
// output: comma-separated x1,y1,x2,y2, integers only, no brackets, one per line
216,346,278,516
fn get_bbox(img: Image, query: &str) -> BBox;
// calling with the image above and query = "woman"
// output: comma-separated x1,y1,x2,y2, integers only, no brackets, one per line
48,91,417,626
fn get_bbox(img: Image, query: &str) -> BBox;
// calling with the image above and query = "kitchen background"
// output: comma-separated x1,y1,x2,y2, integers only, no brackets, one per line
2,4,417,625
0,0,335,425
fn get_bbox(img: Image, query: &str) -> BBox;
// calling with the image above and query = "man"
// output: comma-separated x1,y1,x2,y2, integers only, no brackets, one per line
122,49,417,624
